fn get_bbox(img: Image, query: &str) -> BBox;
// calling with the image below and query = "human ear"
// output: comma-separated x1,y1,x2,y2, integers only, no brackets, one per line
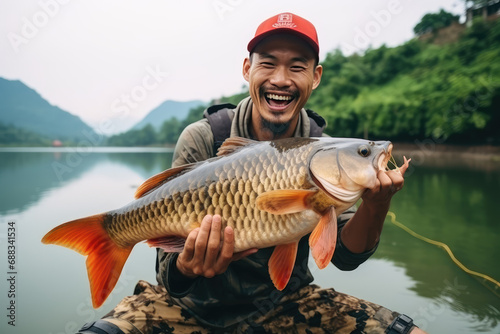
242,57,251,82
312,64,323,90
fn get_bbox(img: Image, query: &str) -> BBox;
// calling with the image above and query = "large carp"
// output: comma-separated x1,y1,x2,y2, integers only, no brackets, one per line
42,136,406,308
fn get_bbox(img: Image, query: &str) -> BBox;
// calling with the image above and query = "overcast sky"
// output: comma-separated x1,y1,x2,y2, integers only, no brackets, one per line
0,0,465,133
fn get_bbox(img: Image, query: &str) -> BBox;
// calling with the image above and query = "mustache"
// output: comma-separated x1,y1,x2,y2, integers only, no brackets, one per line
259,86,299,98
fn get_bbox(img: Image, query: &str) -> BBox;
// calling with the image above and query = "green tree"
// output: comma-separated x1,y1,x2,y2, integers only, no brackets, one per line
413,9,460,35
158,117,182,144
135,124,157,146
107,124,157,146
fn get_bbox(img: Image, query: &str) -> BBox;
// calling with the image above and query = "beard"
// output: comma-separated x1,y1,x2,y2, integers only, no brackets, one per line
260,116,291,136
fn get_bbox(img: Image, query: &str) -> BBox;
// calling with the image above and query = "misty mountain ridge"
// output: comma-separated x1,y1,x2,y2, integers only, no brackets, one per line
131,99,205,131
0,77,98,144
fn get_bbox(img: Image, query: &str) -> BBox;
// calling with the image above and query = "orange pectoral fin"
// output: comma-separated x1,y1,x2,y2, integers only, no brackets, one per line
256,189,316,215
41,214,133,308
309,206,337,269
268,242,299,290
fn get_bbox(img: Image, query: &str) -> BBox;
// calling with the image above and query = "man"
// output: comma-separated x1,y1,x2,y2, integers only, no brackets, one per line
79,12,425,334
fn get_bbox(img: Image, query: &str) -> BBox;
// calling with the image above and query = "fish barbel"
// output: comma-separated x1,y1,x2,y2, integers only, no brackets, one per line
42,136,402,308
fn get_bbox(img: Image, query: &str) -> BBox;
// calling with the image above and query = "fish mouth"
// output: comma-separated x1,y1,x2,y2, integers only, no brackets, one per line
377,143,393,171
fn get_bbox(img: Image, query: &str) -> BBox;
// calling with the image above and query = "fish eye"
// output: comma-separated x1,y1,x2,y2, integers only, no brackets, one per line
357,145,371,157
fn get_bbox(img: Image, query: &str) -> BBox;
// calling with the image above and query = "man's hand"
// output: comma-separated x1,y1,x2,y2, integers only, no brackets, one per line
176,214,257,279
362,156,410,207
341,157,411,253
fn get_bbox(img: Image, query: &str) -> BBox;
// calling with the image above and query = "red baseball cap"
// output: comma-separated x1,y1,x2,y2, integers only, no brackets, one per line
247,12,319,59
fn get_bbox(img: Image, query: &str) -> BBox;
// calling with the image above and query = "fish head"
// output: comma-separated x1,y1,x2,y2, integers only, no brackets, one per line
309,139,393,203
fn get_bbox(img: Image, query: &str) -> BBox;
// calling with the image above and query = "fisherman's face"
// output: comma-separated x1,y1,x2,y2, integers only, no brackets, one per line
243,34,322,138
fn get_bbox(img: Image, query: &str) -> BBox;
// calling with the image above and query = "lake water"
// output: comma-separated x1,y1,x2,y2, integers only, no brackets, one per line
0,147,499,334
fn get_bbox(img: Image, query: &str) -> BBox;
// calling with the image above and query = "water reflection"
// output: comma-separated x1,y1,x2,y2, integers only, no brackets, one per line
0,152,95,214
0,150,172,215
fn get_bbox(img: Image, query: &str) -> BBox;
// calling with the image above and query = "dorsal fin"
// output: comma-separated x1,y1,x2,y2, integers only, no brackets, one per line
134,163,196,199
217,137,257,156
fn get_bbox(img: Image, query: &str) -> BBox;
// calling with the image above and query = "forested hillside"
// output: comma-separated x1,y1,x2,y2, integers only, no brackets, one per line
0,122,52,146
307,16,500,144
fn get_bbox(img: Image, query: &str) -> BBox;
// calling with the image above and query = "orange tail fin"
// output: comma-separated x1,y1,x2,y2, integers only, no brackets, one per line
41,214,133,308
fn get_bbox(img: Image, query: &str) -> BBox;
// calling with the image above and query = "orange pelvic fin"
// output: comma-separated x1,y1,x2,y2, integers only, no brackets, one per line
256,189,316,215
268,242,298,290
135,163,197,199
41,214,133,308
309,206,337,269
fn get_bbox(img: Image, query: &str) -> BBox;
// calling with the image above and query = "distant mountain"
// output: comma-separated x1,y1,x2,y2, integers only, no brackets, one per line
131,100,205,131
0,78,98,144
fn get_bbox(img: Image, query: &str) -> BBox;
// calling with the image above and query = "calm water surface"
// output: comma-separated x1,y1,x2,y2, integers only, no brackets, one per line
0,147,499,334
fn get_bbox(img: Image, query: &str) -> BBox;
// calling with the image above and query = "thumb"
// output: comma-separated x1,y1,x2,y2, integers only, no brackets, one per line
398,156,411,177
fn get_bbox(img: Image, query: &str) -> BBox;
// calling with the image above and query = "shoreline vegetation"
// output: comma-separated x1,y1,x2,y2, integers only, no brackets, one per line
393,142,500,160
390,141,500,172
391,142,500,172
1,142,500,160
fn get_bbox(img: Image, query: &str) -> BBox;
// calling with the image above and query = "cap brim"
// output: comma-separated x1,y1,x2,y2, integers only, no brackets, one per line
247,28,319,58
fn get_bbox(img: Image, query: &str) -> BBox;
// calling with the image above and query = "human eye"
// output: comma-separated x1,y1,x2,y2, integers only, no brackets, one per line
260,61,275,68
291,65,306,72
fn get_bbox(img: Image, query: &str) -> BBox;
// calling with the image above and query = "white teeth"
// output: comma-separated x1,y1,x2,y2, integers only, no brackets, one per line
266,94,293,101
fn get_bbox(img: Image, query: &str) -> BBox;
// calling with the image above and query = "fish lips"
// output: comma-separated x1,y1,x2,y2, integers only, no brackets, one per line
375,141,393,171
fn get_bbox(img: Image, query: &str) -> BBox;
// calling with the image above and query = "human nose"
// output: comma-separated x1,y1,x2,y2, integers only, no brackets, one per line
269,66,292,88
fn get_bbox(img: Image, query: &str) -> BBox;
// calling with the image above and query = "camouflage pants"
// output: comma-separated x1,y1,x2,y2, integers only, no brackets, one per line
100,280,398,334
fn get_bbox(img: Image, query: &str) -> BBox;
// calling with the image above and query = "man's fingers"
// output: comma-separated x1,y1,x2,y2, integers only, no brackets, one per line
398,156,411,177
179,216,259,278
385,171,404,193
176,227,199,278
206,215,222,257
377,170,392,189
218,226,235,264
181,228,199,261
203,215,223,276
194,215,213,256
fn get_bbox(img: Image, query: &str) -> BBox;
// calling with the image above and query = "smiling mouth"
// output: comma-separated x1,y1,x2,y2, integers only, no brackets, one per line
265,93,295,109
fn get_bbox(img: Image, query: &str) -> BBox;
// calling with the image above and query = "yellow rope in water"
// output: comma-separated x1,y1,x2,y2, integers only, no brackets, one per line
386,211,500,290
